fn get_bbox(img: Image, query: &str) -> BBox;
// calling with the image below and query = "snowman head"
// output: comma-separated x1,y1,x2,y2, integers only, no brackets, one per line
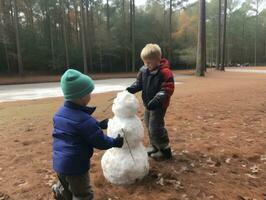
112,91,139,118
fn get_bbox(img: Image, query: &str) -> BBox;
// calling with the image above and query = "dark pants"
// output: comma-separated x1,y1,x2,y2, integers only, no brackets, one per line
54,172,93,200
144,107,170,150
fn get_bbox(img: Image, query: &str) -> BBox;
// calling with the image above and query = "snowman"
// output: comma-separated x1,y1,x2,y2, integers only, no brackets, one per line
101,91,149,184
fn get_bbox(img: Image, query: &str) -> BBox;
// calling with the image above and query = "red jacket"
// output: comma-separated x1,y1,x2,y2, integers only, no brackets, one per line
127,58,175,109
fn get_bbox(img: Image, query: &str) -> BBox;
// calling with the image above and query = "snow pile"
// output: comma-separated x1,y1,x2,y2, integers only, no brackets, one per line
101,91,149,184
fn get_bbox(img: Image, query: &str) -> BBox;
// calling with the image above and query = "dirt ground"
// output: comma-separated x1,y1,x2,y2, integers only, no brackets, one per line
0,69,266,200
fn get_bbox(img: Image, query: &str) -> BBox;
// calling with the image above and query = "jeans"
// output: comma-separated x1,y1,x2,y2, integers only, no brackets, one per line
54,172,93,200
144,107,170,150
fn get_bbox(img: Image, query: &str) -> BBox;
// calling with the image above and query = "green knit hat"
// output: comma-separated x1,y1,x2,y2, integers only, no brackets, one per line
60,69,95,100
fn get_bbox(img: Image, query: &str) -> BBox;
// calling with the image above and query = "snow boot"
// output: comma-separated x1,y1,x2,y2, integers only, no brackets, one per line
151,147,172,160
52,184,64,200
161,147,172,159
147,145,158,157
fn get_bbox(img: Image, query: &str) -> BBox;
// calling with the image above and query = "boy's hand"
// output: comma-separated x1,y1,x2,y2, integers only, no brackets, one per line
98,118,109,129
147,98,161,110
113,134,124,148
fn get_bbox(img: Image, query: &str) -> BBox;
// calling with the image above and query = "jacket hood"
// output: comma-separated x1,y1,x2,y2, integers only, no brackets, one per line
160,58,170,69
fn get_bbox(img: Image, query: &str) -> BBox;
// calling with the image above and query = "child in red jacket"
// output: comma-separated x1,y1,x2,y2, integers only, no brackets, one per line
127,43,175,160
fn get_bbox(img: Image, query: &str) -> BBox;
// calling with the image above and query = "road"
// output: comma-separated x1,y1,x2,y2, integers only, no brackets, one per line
225,68,266,74
0,76,184,102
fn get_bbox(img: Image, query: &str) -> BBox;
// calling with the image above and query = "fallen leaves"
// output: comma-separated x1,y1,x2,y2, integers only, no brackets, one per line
238,195,258,200
155,173,183,190
250,165,260,174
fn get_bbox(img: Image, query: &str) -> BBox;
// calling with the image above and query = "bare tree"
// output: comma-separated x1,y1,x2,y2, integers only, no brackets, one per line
130,0,135,72
80,0,88,73
122,0,129,71
88,0,95,50
216,0,222,70
13,0,23,75
254,0,258,66
195,0,206,76
168,0,173,62
106,0,112,72
252,0,263,66
73,1,80,45
106,0,110,34
60,0,70,67
162,0,167,55
85,0,93,71
45,0,56,69
264,22,266,57
220,0,227,71
24,0,34,29
0,0,11,72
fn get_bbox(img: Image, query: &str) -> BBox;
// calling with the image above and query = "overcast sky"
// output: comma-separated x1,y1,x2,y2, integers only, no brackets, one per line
135,0,211,6
135,0,196,6
135,0,266,11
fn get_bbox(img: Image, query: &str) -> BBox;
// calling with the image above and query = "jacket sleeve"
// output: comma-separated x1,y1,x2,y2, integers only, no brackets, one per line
154,68,175,103
79,117,115,150
127,67,144,94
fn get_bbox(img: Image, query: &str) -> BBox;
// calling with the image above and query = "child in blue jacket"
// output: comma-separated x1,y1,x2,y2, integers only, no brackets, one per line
52,69,123,200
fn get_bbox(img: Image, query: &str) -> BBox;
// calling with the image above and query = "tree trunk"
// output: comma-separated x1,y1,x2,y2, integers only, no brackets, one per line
1,0,10,72
99,43,103,72
9,0,14,27
74,2,79,45
106,0,110,34
240,20,245,64
80,0,88,73
168,0,172,62
4,43,10,72
220,0,227,71
264,25,266,57
66,0,71,46
226,15,230,66
60,0,70,67
26,0,34,29
163,0,167,55
195,0,206,76
49,20,56,69
216,0,221,70
254,0,258,66
211,43,214,67
122,0,128,72
13,0,23,75
44,1,50,43
106,0,112,72
130,0,135,72
48,0,56,69
85,0,93,71
89,0,95,49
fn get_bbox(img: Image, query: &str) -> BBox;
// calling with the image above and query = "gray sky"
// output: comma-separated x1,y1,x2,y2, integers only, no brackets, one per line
135,0,196,6
135,0,266,11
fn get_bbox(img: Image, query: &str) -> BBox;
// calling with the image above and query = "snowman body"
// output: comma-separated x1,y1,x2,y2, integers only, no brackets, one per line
101,91,149,184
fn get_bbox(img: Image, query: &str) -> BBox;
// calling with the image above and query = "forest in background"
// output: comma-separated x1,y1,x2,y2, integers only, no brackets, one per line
0,0,265,74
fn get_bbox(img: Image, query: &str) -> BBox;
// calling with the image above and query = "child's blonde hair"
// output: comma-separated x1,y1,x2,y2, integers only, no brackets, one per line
140,43,162,60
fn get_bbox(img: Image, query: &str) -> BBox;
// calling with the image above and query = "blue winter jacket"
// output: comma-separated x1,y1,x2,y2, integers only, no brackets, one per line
52,101,115,175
